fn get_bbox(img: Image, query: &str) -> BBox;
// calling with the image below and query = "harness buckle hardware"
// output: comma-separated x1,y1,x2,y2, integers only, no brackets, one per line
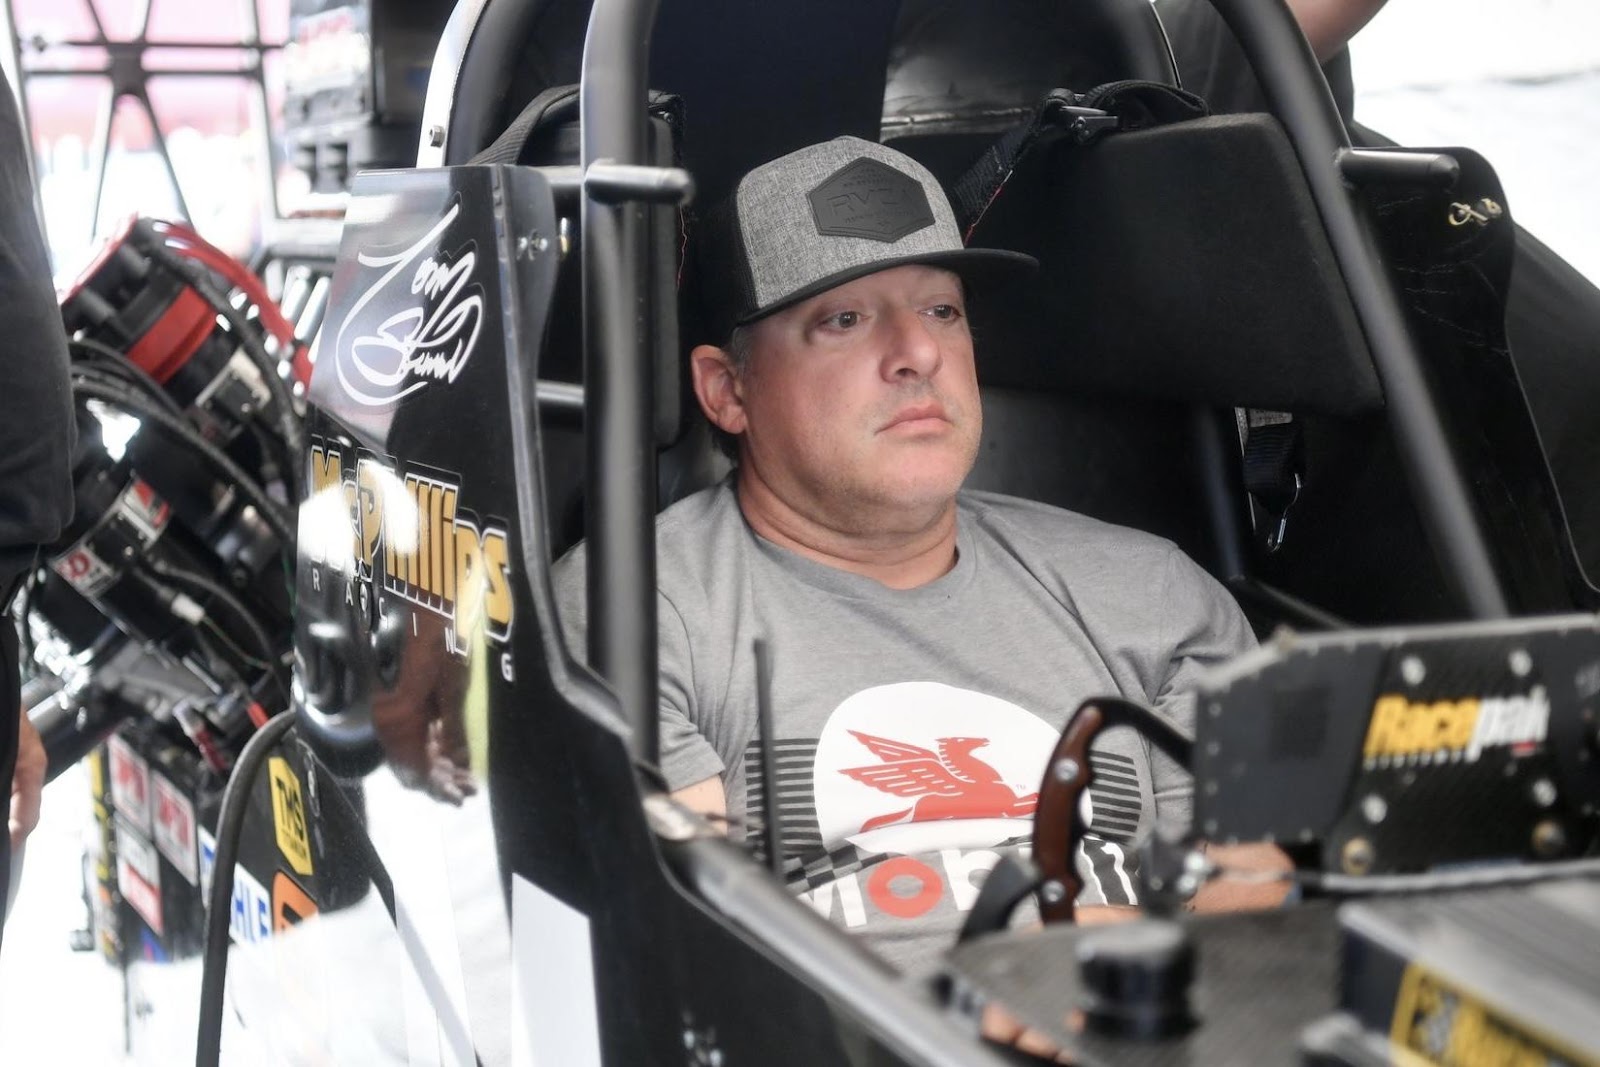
1266,473,1303,554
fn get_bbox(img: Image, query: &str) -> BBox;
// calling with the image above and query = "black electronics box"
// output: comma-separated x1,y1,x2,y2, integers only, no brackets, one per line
282,0,455,191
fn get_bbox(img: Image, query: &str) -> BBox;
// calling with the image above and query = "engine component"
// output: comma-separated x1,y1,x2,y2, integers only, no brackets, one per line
26,217,306,775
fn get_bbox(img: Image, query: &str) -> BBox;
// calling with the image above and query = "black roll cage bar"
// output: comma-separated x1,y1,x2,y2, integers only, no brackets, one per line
576,0,1511,769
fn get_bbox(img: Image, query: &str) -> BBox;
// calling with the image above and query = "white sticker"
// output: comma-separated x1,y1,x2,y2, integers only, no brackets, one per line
53,544,117,597
510,875,600,1067
117,478,171,542
115,816,163,936
197,826,271,945
152,773,198,886
228,864,273,946
198,826,216,900
108,735,152,834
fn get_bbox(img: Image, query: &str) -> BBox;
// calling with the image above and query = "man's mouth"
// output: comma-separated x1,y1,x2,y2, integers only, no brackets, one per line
881,402,950,432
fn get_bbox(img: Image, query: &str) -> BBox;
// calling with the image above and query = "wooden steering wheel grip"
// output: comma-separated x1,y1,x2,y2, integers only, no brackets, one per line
1031,703,1103,924
1031,697,1196,925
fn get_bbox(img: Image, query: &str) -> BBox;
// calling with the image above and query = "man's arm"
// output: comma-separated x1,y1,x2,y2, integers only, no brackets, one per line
1148,549,1293,912
9,712,44,851
1,67,73,896
551,547,728,799
672,774,727,821
1286,0,1391,63
1192,841,1293,911
1155,0,1391,119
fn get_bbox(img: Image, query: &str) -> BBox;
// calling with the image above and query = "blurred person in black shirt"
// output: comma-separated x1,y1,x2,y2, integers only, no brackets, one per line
0,64,75,946
1156,0,1390,118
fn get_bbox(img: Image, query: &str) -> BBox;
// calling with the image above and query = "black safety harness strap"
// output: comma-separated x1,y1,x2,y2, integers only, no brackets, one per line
953,80,1209,238
956,83,1311,553
470,85,684,167
1238,412,1305,552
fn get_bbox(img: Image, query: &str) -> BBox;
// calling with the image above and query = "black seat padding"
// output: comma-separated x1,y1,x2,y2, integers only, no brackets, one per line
882,0,1179,188
968,113,1380,417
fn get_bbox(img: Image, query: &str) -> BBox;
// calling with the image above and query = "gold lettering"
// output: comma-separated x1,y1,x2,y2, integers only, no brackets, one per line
1364,696,1481,760
439,488,458,605
429,482,446,600
309,446,341,496
1438,699,1479,752
412,479,432,598
1364,695,1409,759
455,523,483,629
356,459,385,575
483,530,512,634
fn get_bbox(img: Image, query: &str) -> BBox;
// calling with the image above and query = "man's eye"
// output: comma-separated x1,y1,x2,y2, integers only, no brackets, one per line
927,304,962,321
825,310,862,329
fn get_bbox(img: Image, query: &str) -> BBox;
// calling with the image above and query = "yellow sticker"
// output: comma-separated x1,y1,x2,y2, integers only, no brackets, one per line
268,757,314,877
1391,963,1597,1067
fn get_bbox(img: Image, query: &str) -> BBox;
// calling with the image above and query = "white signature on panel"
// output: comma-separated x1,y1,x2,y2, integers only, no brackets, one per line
334,201,485,408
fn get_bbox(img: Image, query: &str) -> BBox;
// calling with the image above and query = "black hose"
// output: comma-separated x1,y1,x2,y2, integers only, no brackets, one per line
141,559,286,699
195,724,485,1067
69,377,296,547
74,331,297,487
144,245,306,500
67,338,186,418
194,709,297,1067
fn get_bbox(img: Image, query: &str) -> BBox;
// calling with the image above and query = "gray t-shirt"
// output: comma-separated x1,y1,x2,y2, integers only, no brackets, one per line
554,480,1254,974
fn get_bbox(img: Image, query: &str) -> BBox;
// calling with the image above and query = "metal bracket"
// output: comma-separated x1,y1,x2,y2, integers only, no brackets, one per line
1337,148,1460,189
584,161,695,206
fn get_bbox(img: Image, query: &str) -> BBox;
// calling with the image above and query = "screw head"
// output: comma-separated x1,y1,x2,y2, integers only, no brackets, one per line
1341,837,1375,876
427,124,445,148
1531,778,1558,809
1040,880,1068,905
1509,648,1533,677
1401,655,1427,687
1361,794,1388,825
1532,819,1566,858
1053,757,1081,783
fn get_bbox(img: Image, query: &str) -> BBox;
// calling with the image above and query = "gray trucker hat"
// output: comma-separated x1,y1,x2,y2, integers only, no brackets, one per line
697,136,1037,343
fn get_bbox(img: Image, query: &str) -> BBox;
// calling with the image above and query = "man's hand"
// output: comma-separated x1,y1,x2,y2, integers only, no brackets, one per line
1192,841,1295,912
10,712,46,851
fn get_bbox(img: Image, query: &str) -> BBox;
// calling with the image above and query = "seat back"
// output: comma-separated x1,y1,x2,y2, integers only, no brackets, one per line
426,0,1598,621
882,0,1178,186
964,107,1597,622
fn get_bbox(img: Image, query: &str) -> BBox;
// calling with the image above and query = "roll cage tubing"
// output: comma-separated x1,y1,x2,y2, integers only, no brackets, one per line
577,0,1512,767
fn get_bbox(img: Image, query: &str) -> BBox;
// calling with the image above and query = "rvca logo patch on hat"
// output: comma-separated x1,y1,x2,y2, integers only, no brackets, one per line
808,157,935,243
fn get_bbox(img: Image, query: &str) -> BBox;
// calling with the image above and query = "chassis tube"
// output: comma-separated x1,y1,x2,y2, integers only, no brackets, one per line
581,0,663,763
1204,0,1508,618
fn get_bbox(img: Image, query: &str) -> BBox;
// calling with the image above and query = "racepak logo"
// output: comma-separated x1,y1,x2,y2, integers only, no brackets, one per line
333,199,484,408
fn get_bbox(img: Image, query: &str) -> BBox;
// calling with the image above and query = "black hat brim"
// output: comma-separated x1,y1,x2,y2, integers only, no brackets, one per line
735,246,1039,329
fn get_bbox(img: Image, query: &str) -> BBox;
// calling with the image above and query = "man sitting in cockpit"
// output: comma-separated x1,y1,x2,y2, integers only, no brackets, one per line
555,134,1293,979
554,10,1388,1059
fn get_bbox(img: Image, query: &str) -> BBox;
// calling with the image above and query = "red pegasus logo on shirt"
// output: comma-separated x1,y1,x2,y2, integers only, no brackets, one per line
839,731,1040,833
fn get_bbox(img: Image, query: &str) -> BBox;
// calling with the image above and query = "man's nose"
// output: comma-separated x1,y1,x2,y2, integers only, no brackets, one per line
879,307,943,382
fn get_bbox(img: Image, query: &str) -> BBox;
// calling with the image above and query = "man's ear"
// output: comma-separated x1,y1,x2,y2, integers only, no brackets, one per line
690,343,748,437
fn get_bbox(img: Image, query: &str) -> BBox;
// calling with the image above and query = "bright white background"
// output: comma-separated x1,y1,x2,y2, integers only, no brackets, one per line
1352,0,1600,280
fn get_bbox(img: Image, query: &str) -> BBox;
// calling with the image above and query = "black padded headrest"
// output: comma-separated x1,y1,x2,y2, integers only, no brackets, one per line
967,113,1382,417
883,0,1179,187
